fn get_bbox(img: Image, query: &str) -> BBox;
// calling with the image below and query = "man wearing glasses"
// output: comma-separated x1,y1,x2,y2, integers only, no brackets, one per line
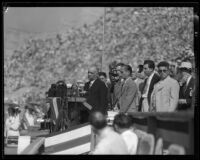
150,61,180,112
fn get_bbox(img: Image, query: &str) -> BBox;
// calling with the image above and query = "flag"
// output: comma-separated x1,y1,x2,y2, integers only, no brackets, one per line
47,97,62,122
44,123,91,155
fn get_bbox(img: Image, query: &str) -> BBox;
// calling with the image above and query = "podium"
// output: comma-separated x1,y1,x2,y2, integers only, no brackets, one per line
45,97,90,131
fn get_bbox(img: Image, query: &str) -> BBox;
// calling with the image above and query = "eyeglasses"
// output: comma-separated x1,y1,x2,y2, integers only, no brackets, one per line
158,69,168,73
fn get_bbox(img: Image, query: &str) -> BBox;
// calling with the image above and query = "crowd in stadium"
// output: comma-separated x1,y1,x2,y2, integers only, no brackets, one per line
4,7,195,155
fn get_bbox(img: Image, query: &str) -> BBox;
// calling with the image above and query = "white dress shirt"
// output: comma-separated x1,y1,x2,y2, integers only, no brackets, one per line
121,129,138,154
142,71,155,98
92,127,129,154
5,115,20,137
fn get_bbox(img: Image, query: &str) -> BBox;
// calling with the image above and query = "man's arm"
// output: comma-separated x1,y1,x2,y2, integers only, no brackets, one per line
169,81,180,111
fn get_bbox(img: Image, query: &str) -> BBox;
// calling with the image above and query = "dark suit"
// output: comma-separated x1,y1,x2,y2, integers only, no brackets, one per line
83,81,91,98
87,78,108,115
138,73,160,111
177,77,195,110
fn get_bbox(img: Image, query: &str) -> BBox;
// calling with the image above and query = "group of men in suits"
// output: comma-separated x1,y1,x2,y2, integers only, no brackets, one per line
85,59,195,114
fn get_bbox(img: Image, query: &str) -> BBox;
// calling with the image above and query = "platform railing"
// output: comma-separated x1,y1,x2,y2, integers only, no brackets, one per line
128,111,194,154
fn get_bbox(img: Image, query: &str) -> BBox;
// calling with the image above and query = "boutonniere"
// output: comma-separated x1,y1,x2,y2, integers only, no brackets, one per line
157,85,164,92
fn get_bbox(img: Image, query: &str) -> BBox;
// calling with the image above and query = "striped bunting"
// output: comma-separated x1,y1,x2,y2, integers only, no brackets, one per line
44,123,91,155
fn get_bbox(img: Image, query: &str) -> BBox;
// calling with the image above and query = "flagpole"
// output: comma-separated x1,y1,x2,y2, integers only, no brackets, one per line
102,7,106,72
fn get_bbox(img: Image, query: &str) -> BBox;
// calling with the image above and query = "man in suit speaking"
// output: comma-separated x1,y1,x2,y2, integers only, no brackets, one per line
86,66,108,115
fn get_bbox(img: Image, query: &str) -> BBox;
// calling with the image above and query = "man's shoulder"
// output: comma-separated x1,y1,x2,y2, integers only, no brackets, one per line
122,130,138,139
167,77,179,86
152,72,160,80
127,78,137,86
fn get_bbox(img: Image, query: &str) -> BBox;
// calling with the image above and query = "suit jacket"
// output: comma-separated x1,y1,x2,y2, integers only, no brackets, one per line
119,77,138,113
83,81,91,98
150,76,180,112
87,78,108,115
138,73,160,111
177,77,195,110
113,80,123,107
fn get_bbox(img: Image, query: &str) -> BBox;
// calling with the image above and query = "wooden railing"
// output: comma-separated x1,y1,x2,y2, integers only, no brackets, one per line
128,111,194,154
19,111,194,154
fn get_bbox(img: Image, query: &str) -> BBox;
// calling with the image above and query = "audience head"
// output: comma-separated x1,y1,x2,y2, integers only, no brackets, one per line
88,66,99,81
8,107,15,117
137,64,143,73
179,61,192,83
7,105,20,117
25,105,35,115
113,113,132,134
175,57,182,66
179,61,192,75
143,60,155,77
121,65,132,79
99,72,107,83
116,63,125,79
51,84,57,89
157,61,170,80
89,111,107,134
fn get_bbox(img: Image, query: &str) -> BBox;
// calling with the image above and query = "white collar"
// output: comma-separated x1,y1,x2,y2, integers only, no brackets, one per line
148,71,155,80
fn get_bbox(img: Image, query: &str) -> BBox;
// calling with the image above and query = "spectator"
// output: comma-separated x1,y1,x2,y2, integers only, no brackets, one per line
89,111,128,154
150,61,180,112
23,105,37,128
5,106,21,137
177,61,195,110
113,113,138,154
119,65,138,113
99,72,112,110
112,63,125,110
139,60,160,112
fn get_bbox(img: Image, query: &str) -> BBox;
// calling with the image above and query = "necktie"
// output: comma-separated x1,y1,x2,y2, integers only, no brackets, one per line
142,78,148,94
183,83,187,93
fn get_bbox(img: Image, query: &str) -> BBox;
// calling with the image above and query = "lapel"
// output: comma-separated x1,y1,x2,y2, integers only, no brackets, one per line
156,77,170,92
122,78,130,93
149,73,156,91
156,82,164,92
89,79,98,91
185,77,194,95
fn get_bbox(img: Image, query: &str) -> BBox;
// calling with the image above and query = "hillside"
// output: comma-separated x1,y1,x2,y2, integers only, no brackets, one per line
4,7,194,104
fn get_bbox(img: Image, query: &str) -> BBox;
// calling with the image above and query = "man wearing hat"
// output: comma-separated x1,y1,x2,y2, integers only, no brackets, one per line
177,61,195,110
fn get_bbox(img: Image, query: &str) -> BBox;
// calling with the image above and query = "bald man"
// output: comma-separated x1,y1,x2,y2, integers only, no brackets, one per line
90,111,128,154
86,66,108,115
